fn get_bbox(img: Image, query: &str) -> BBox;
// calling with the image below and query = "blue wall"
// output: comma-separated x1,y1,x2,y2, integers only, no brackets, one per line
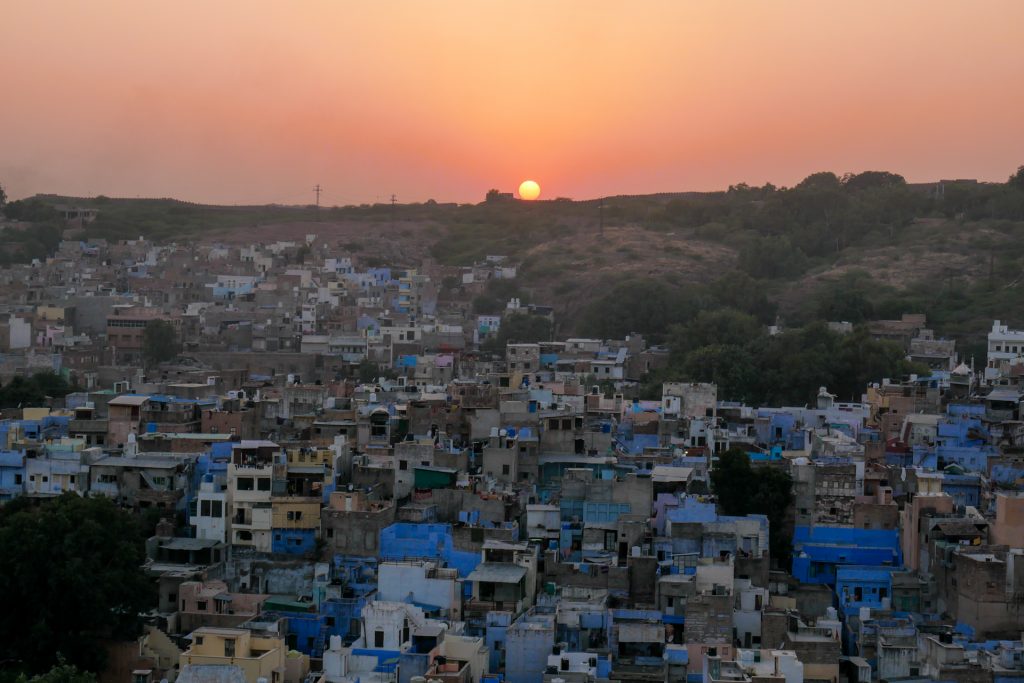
273,528,317,555
792,527,901,585
835,566,894,617
379,523,481,594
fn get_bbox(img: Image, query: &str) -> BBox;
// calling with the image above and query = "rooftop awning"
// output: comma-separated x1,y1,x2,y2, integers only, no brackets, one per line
465,563,527,584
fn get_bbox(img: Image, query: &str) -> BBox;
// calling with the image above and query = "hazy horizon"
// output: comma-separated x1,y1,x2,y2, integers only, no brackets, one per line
3,1,1023,205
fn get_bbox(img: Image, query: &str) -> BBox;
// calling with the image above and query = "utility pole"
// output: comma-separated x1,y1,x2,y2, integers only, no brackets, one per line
313,184,322,220
390,194,397,226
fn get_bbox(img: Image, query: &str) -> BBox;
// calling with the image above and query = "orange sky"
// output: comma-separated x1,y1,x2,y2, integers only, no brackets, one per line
2,1,1023,204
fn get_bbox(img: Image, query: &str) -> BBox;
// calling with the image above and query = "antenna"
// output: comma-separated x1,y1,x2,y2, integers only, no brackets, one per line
314,184,322,220
390,194,397,225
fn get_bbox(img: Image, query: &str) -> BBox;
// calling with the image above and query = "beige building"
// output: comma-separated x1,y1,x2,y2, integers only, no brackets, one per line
991,492,1024,547
179,626,308,683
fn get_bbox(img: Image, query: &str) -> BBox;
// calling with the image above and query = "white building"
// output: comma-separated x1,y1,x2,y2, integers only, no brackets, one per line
376,561,461,619
226,441,279,551
192,476,228,543
735,649,804,683
987,320,1024,380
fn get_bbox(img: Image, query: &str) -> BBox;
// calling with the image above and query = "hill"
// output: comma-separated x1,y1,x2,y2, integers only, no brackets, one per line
4,167,1024,354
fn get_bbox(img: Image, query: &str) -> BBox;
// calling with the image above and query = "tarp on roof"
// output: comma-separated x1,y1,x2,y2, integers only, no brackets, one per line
465,563,527,584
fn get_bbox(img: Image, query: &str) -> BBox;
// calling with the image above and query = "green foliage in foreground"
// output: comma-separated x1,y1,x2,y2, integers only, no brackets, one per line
0,495,153,675
8,657,98,683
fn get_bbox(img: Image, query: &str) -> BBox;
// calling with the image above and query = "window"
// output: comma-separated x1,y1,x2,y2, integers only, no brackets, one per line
201,500,211,516
197,600,208,611
502,464,510,475
195,635,204,646
14,474,21,485
399,460,408,471
237,477,254,491
374,629,385,648
224,639,235,657
212,500,222,517
257,478,271,491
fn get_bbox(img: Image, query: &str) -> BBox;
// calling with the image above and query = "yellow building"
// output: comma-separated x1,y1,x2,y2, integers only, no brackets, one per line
271,497,322,531
180,626,308,683
286,446,333,469
35,305,71,323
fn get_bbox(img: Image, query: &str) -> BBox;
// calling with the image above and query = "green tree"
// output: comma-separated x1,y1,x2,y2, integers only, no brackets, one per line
677,344,758,403
578,279,709,341
0,372,74,409
14,656,98,683
842,171,906,191
356,359,396,384
671,309,762,357
483,313,552,354
1010,166,1024,192
472,278,524,315
710,448,794,567
0,495,153,675
737,236,809,280
142,319,180,368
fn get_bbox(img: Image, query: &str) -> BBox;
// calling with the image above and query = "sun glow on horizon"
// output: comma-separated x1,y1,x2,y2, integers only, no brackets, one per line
518,180,541,200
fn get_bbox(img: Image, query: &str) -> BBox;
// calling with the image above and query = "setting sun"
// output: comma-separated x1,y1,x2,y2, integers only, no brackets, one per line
518,180,541,201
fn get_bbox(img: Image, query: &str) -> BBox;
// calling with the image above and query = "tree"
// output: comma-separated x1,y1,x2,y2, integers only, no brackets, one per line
578,279,709,341
356,359,396,384
737,236,809,280
14,656,98,683
842,171,906,192
710,448,794,567
0,372,74,409
677,344,758,403
671,309,762,357
142,319,180,368
0,495,153,675
0,183,6,209
483,313,552,354
1010,166,1024,192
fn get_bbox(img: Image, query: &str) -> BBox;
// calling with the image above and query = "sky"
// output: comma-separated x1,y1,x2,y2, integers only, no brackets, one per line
2,1,1023,205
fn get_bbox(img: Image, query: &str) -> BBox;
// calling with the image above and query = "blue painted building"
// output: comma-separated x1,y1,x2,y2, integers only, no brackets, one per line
835,566,894,617
378,523,481,589
273,528,317,555
505,609,556,683
792,526,901,586
0,450,25,501
942,471,983,509
485,611,514,672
